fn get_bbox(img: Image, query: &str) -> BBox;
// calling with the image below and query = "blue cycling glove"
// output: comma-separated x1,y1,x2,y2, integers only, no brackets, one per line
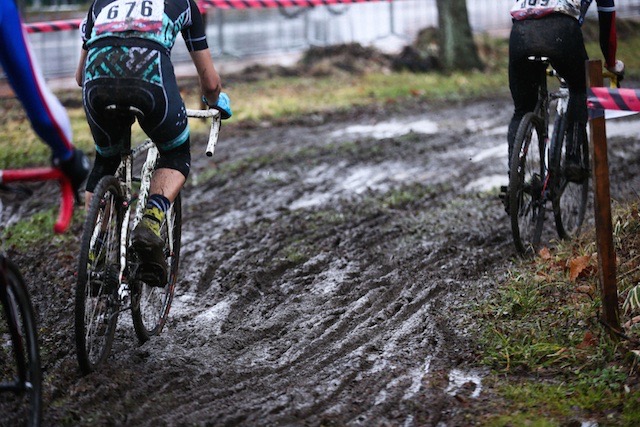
202,92,232,119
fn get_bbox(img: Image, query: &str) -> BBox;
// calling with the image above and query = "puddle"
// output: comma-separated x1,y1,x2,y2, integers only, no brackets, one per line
470,143,506,163
332,119,439,139
445,369,483,399
289,162,428,210
465,174,507,193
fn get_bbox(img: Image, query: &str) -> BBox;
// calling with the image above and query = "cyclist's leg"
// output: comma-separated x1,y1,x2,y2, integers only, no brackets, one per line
508,21,544,168
0,0,73,162
143,53,191,202
547,16,589,180
132,56,189,286
505,21,545,209
83,81,134,207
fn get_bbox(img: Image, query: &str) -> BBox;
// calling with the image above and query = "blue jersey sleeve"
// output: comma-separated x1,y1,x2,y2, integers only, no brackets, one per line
0,0,74,161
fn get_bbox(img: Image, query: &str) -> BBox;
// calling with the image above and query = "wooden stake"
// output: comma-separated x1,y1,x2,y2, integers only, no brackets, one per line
587,59,620,335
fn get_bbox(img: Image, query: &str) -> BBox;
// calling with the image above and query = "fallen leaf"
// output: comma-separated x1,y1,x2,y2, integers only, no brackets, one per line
576,331,598,349
539,247,552,260
569,255,591,282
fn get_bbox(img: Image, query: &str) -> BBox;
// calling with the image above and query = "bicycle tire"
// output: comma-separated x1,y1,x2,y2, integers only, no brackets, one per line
509,112,546,255
75,176,123,375
131,194,181,342
0,257,42,427
551,115,589,239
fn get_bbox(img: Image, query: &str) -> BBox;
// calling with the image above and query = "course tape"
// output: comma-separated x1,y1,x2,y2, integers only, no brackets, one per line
25,19,82,33
588,87,640,112
198,0,388,9
23,0,388,32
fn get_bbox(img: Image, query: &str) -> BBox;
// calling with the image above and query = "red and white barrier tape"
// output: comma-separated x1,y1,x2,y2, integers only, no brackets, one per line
588,87,640,113
23,0,389,33
25,19,82,33
198,0,388,9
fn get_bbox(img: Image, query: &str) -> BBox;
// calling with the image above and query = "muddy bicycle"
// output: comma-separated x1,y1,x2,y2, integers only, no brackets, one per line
74,104,226,375
508,57,592,255
0,167,74,426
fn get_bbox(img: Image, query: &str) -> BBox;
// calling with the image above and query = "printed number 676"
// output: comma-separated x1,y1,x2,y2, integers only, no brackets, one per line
107,0,154,20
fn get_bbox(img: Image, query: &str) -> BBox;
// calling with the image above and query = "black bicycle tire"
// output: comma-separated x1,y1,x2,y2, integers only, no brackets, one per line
550,114,589,239
509,112,546,256
74,176,123,375
0,257,42,426
131,194,181,342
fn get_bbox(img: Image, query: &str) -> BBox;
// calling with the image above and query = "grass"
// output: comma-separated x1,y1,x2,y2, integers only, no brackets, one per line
478,202,640,425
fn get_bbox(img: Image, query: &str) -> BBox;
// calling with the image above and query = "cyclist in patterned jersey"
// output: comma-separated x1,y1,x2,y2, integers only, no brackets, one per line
507,0,624,186
76,0,225,286
0,0,89,194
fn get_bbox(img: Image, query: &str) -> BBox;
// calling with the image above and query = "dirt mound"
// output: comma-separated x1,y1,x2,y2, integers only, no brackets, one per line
227,31,442,83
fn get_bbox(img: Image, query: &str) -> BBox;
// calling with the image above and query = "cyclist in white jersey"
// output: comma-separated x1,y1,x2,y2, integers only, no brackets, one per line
506,0,623,187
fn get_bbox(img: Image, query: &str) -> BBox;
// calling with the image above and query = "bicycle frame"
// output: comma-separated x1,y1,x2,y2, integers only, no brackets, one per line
0,168,74,234
87,107,221,309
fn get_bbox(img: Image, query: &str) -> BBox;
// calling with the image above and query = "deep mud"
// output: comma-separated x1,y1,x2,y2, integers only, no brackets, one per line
3,94,640,426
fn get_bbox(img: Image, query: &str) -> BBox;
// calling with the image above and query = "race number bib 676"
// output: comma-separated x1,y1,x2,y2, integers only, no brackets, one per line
511,0,581,20
94,0,164,35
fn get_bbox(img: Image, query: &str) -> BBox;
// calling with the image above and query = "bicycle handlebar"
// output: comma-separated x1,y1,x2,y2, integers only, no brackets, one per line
0,167,74,234
186,108,221,157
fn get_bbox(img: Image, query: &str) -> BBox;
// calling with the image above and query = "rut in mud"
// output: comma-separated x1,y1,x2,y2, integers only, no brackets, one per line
5,95,640,426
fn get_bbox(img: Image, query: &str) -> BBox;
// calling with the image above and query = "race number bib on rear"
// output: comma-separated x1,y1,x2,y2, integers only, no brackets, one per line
94,0,164,35
511,0,581,20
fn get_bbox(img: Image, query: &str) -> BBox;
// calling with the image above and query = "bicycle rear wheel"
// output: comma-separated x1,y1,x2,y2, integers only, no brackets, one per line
551,116,589,239
0,257,41,427
75,176,123,375
509,112,546,255
131,194,181,342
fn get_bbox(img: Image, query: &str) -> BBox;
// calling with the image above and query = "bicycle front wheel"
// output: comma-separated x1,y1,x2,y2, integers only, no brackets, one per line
75,176,123,375
0,257,42,427
509,112,546,255
551,115,589,239
131,194,181,342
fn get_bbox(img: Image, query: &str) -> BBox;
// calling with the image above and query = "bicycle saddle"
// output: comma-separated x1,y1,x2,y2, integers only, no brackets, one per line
104,104,145,120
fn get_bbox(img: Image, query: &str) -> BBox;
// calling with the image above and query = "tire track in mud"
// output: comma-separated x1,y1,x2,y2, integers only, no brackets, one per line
11,98,640,426
123,99,517,425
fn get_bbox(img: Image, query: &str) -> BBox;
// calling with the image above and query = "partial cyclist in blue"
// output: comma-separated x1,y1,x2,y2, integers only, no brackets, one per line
507,0,624,185
76,0,225,286
0,0,89,193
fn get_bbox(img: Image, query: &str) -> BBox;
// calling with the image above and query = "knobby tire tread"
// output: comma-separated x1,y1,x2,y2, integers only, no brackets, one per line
75,176,123,375
132,194,181,342
509,112,546,256
0,257,42,426
551,114,589,239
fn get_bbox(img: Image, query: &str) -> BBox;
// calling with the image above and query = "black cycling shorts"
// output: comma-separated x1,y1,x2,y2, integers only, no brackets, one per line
82,46,189,158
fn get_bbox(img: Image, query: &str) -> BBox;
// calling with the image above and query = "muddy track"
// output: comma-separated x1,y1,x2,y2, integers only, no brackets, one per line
5,96,640,426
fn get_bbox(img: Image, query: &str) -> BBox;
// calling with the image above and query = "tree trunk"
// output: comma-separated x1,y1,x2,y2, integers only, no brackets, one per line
436,0,484,71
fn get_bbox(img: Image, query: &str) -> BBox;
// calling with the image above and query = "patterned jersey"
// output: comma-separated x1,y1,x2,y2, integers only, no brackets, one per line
81,0,207,53
511,0,614,21
511,0,582,20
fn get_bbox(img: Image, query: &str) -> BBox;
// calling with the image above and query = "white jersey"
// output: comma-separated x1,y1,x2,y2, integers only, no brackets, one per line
511,0,583,20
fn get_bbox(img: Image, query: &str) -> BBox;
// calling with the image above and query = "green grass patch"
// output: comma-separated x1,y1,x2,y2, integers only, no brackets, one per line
2,207,81,251
478,201,640,424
